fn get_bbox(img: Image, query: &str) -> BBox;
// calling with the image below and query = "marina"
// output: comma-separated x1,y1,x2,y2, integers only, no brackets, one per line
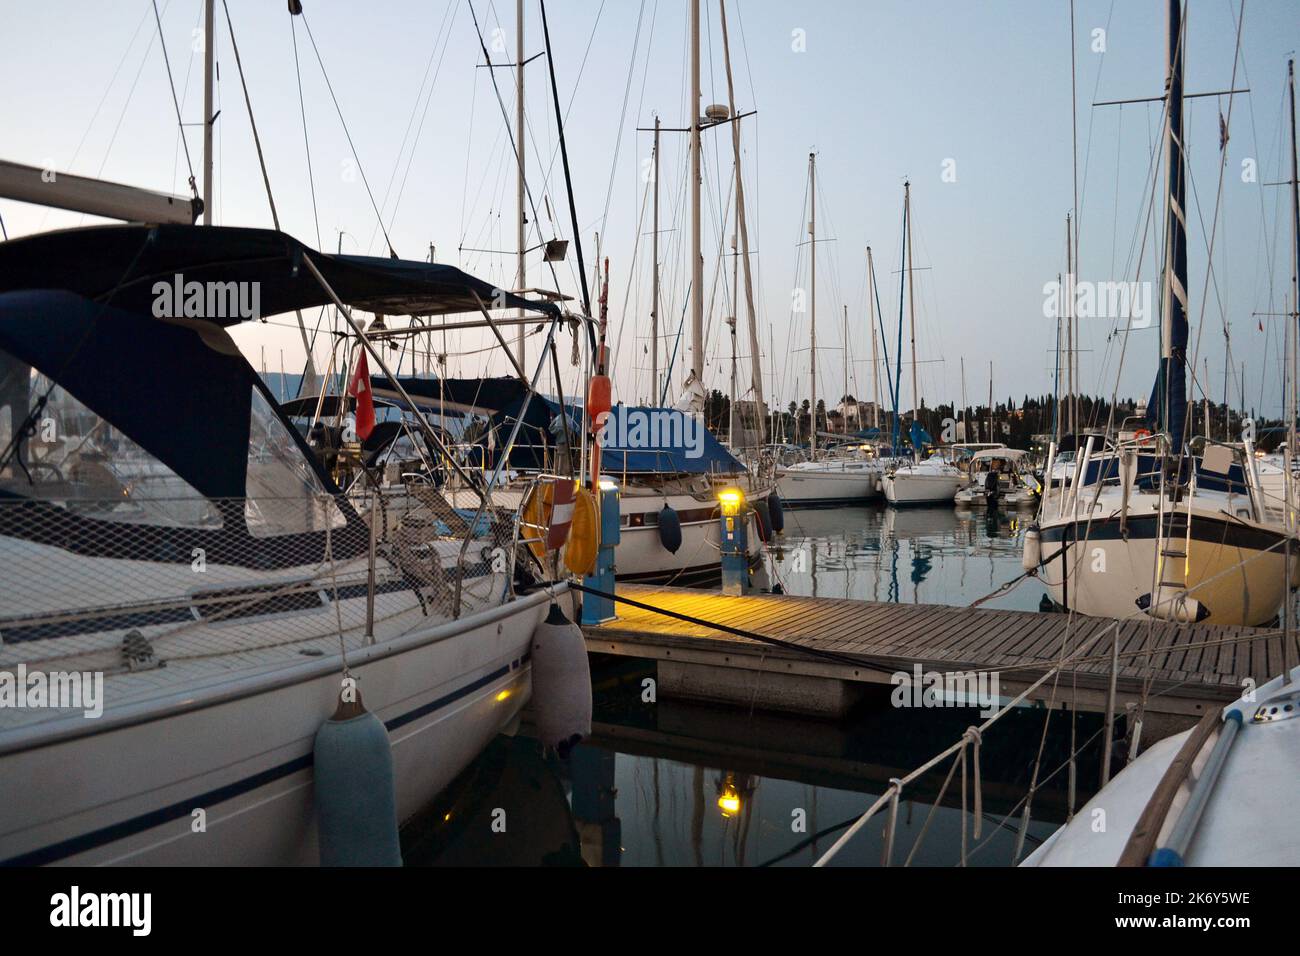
0,0,1298,928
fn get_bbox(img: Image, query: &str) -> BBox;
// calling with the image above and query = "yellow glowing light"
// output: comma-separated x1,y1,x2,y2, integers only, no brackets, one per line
495,689,512,702
717,788,742,817
718,487,745,516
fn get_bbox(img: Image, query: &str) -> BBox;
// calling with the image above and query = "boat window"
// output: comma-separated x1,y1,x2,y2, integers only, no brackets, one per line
0,351,223,528
245,388,345,537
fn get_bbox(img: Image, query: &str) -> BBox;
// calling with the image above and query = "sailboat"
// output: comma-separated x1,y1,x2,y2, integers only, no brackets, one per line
0,224,586,865
1026,0,1296,628
880,181,971,506
775,154,882,508
0,2,594,865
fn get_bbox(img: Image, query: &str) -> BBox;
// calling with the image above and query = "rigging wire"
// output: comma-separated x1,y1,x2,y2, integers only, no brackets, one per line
298,10,399,258
151,0,198,199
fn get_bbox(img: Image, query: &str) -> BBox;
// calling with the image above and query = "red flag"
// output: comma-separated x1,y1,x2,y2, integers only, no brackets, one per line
348,351,375,440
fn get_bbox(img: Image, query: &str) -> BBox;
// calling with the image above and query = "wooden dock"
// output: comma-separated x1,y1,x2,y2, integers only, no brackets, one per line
581,584,1282,722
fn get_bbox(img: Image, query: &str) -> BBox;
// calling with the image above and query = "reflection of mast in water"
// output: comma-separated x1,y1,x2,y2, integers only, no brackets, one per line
911,543,932,604
691,765,705,867
811,535,819,599
570,745,622,867
652,758,664,867
888,533,900,604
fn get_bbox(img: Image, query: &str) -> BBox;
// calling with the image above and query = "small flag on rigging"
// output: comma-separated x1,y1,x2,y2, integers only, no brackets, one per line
348,351,375,440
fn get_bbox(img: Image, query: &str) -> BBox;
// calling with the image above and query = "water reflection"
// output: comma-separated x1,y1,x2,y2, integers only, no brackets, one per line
761,505,1047,610
402,681,1092,868
401,506,1086,868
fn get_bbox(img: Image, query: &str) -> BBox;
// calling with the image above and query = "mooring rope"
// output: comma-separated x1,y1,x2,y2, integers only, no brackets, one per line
568,581,900,675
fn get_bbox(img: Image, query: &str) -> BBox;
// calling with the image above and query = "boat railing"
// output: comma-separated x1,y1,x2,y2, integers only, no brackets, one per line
0,484,519,681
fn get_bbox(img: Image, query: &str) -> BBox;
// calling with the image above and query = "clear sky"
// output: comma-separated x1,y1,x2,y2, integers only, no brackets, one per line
2,0,1298,419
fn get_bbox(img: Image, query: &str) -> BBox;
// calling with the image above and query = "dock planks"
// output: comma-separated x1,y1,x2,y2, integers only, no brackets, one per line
582,583,1279,717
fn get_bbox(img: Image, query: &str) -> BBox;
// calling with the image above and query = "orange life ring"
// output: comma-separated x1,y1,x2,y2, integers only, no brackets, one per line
1134,428,1154,444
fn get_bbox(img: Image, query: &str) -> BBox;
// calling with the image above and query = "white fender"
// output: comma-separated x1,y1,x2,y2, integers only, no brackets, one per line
530,603,593,756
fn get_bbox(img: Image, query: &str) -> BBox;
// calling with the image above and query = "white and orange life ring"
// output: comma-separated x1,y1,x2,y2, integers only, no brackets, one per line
522,477,578,561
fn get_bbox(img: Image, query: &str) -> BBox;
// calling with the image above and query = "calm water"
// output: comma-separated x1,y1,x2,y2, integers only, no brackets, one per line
403,505,1099,867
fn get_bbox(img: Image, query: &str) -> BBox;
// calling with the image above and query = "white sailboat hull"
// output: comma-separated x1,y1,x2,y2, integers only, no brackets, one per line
774,466,880,508
1024,667,1300,866
1035,503,1295,627
0,588,554,866
883,470,964,505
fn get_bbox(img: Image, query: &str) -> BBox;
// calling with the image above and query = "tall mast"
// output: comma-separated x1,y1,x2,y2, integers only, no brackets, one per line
1054,273,1062,442
868,246,880,429
1288,58,1299,456
515,0,527,369
961,357,967,438
905,181,918,439
809,153,818,456
988,361,994,445
719,0,764,438
1204,358,1211,438
652,115,661,403
689,0,704,384
1065,213,1074,433
1157,0,1189,446
201,0,214,224
843,304,849,435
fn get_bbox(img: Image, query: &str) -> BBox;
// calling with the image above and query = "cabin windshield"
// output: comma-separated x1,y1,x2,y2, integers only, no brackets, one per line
0,349,223,528
0,349,345,535
244,388,344,537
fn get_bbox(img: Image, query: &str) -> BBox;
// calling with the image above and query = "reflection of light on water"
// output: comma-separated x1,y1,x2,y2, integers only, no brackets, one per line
760,505,1047,611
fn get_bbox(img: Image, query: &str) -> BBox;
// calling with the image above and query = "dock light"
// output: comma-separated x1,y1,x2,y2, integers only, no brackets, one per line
717,782,741,818
718,487,745,517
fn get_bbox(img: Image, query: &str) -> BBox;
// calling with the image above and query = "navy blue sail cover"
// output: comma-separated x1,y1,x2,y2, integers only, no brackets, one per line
0,289,320,499
0,224,559,322
378,377,746,475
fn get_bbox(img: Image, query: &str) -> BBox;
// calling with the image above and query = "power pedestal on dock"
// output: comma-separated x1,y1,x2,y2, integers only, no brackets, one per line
581,481,620,625
718,488,749,596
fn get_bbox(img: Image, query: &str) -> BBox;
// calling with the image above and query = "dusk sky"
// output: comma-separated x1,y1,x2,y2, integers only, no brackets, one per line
2,0,1298,419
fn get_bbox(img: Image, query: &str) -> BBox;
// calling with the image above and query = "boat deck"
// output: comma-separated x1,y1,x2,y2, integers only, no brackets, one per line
582,584,1283,717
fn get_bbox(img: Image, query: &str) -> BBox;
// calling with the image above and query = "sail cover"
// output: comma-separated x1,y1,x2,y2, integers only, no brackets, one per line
0,224,559,323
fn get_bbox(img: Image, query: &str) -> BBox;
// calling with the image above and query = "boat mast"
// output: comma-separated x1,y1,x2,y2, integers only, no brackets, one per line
652,115,661,404
1158,0,1189,447
868,246,881,430
515,0,527,370
719,0,764,441
689,0,704,387
988,361,994,445
906,180,918,453
1054,272,1062,443
843,304,849,435
809,152,818,457
1288,58,1299,460
201,0,214,224
960,357,967,439
1065,213,1073,434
